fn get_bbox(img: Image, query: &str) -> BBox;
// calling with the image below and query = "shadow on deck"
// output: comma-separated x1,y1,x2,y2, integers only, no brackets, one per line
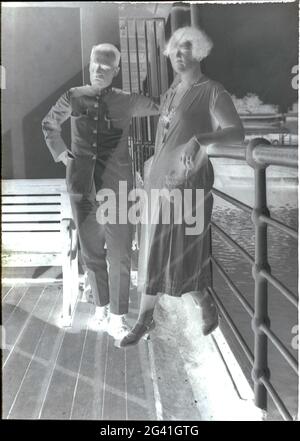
2,271,262,421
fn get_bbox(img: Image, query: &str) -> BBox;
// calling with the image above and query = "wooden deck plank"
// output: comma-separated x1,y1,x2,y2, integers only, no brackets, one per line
70,328,109,420
2,351,34,419
3,285,47,366
6,289,64,419
10,286,60,357
69,324,94,420
101,338,127,420
32,294,63,363
2,285,58,418
8,359,51,420
39,301,91,419
1,285,14,299
2,286,29,324
125,343,157,420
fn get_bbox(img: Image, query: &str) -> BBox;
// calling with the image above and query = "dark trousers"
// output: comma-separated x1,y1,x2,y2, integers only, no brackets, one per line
69,192,133,315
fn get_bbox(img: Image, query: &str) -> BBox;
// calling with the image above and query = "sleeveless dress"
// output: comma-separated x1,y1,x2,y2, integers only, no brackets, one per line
137,75,227,296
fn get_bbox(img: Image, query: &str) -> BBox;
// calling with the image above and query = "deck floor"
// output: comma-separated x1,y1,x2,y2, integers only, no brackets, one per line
2,278,261,421
2,282,162,420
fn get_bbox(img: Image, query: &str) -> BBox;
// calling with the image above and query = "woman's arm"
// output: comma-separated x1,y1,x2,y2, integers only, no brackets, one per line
180,91,244,170
195,91,245,147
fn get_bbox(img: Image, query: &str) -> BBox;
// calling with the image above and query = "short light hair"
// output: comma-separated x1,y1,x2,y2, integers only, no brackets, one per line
164,26,213,61
90,43,121,66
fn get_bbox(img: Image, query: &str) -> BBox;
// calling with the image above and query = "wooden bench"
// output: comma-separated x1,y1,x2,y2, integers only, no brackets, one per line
2,179,79,327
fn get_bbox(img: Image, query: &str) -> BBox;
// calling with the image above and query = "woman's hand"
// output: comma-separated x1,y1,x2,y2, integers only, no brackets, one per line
180,137,203,172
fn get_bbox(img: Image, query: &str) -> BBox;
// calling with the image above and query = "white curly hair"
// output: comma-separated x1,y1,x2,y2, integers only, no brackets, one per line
164,26,213,62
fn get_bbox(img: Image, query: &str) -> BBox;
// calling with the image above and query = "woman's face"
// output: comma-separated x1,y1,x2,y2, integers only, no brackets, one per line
169,40,198,74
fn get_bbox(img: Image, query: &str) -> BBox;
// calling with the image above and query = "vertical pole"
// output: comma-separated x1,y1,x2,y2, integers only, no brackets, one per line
246,138,271,412
190,3,202,28
171,2,191,32
79,7,85,85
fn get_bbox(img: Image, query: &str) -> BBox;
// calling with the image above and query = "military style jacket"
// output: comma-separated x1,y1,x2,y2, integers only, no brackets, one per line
42,85,159,195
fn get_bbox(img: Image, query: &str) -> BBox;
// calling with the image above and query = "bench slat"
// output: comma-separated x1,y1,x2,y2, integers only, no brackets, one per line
2,179,67,194
2,252,62,267
2,196,61,204
2,223,61,232
2,205,62,213
2,232,62,252
2,213,61,222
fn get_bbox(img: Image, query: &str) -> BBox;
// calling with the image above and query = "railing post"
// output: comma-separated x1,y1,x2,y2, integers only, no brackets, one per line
246,138,271,412
208,223,214,290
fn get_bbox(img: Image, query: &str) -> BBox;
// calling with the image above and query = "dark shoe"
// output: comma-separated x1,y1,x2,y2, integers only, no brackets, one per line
114,320,155,348
196,291,219,336
202,311,219,336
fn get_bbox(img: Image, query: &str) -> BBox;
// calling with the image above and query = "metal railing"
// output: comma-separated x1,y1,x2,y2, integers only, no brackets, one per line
208,138,298,420
130,138,298,420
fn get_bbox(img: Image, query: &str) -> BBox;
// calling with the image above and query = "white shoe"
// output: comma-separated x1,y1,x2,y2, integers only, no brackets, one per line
107,314,131,340
89,305,109,331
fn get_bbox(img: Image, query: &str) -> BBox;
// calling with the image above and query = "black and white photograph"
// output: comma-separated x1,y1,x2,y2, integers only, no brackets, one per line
1,0,299,424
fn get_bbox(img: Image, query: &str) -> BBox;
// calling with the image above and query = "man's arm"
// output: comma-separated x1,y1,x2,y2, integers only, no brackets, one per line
41,90,72,164
131,93,160,117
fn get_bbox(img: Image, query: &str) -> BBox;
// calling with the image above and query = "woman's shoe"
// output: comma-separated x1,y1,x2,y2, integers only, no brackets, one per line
114,320,155,348
202,309,219,336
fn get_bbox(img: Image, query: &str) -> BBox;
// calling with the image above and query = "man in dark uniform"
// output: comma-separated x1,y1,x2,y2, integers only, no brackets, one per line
42,43,158,339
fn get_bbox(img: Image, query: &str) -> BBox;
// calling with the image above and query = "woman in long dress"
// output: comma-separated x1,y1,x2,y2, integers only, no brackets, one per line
117,26,244,347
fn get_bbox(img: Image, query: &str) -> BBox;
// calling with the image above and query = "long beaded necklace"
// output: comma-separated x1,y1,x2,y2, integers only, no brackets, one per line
160,75,207,144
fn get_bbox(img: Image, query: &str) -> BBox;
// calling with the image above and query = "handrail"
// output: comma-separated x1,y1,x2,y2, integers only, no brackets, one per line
208,138,298,421
259,324,298,374
207,144,246,160
211,255,254,317
259,214,297,240
207,142,298,167
239,113,285,121
253,146,298,168
212,188,252,214
260,269,298,307
260,376,293,421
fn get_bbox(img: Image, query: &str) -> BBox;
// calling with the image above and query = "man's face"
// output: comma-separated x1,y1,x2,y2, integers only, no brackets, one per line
89,50,119,89
169,40,197,74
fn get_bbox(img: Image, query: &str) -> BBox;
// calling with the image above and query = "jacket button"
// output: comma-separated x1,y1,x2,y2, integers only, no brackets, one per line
94,116,98,121
93,129,97,134
92,142,97,147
